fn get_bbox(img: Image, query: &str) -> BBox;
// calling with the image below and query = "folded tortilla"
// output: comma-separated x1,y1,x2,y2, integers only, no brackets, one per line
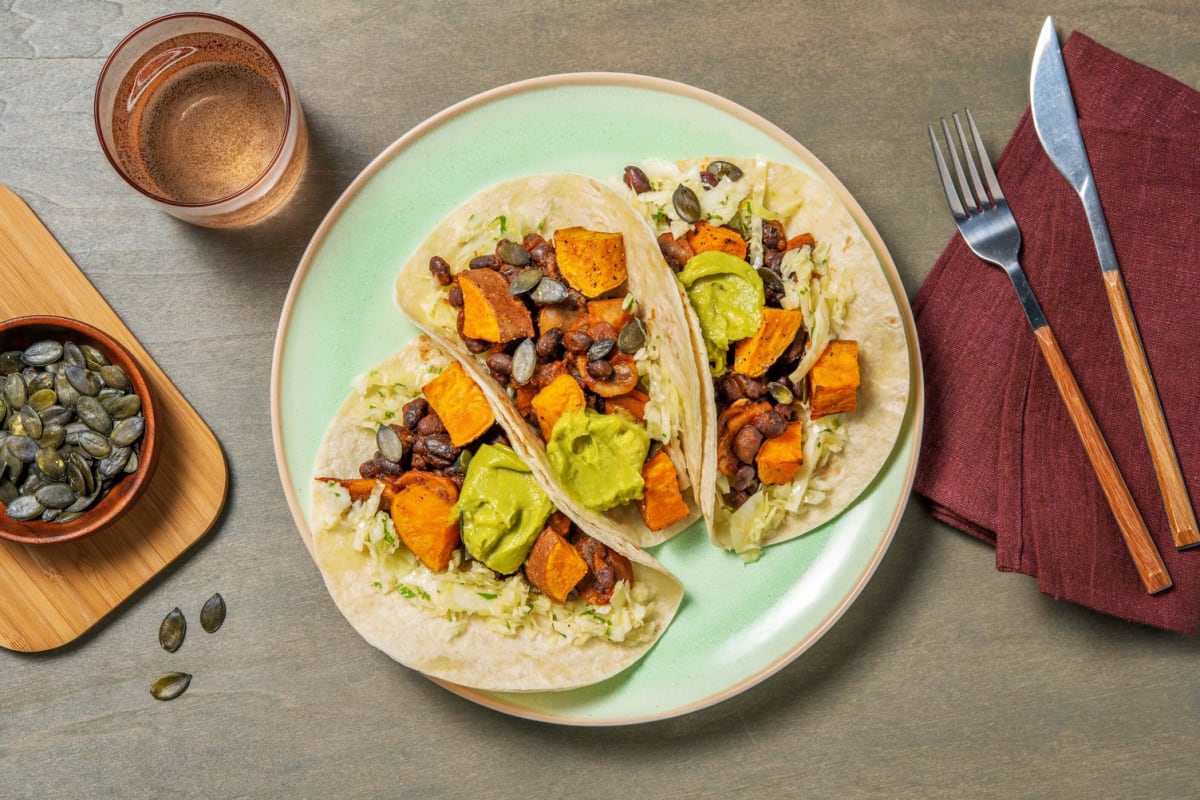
309,336,683,692
393,173,707,549
621,157,909,557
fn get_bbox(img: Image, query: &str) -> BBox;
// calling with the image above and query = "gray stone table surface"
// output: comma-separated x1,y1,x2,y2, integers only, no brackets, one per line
2,1,1197,798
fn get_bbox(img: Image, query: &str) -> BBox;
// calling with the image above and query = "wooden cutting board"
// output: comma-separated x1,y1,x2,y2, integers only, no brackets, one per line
0,186,227,652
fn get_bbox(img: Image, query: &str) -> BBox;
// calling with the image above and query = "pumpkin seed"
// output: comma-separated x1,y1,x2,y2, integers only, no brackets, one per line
767,381,795,405
80,344,108,369
0,351,23,374
672,184,702,223
19,406,42,441
159,607,186,652
200,593,226,633
38,425,65,449
76,396,112,434
124,451,139,474
510,339,536,385
4,494,43,520
39,404,73,427
508,268,542,296
617,319,647,354
66,486,100,513
97,447,131,480
4,373,26,409
62,342,85,368
587,338,616,361
496,241,531,267
150,672,191,701
530,277,568,306
0,397,6,421
36,447,66,481
110,416,144,448
77,430,112,459
28,388,56,412
706,160,745,181
53,373,80,408
22,340,63,367
376,424,404,463
6,435,37,462
757,267,786,296
108,394,141,420
0,480,17,504
34,483,76,509
26,371,52,392
99,365,129,391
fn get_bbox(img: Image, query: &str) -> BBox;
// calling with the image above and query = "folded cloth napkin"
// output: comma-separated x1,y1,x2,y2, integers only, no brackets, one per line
913,31,1200,633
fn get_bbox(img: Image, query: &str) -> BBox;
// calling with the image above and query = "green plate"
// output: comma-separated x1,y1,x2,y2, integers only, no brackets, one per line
272,73,922,725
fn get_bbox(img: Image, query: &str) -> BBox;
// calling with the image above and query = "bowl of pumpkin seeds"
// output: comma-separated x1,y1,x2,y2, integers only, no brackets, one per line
0,315,158,544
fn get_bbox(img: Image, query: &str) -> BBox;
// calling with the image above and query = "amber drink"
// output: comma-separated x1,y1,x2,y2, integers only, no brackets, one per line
95,14,307,228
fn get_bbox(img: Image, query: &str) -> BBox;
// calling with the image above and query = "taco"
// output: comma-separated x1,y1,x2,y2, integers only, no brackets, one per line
393,173,706,549
309,335,682,692
619,157,909,560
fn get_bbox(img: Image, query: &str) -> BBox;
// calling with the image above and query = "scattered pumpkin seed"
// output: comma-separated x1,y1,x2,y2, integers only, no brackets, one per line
672,184,702,223
375,424,404,463
767,381,795,405
706,160,745,181
496,241,531,267
99,364,129,391
510,339,536,385
507,268,542,296
150,671,191,701
587,338,616,361
617,319,646,354
22,340,63,367
200,593,226,633
110,416,145,448
757,267,786,295
159,607,186,652
4,494,43,520
530,276,568,306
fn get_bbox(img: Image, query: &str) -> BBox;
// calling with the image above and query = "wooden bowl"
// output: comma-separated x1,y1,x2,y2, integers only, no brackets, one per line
0,315,158,545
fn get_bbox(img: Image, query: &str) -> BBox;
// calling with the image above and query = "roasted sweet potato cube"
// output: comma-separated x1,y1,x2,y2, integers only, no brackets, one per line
554,227,627,298
316,477,398,510
603,389,649,422
809,339,859,418
524,526,589,604
390,474,460,572
458,268,535,342
422,360,495,446
686,220,748,260
636,450,691,532
732,307,804,378
786,232,816,251
530,373,585,440
756,421,804,485
585,298,634,329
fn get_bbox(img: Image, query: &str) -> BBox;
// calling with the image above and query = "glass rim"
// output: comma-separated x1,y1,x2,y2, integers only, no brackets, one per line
93,12,296,209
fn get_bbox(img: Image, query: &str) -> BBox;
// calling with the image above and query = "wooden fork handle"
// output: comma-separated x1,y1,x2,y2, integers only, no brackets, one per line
1034,325,1172,594
1103,271,1200,550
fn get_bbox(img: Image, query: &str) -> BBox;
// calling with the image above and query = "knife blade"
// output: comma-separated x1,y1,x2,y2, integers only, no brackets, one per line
1030,16,1200,550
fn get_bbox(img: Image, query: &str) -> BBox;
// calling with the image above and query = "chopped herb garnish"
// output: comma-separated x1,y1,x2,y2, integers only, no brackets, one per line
477,592,498,600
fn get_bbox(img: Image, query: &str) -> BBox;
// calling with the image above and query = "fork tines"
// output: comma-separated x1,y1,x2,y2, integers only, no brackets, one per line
929,109,1006,221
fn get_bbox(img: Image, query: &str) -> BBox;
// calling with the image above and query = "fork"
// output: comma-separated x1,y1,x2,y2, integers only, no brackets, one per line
929,110,1171,595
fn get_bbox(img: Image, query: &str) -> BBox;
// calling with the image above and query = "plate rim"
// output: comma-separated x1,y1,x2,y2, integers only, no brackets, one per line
270,71,924,725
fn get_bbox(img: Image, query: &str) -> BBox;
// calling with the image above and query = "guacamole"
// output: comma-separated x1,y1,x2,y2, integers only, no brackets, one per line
677,250,764,375
546,408,650,512
456,443,555,574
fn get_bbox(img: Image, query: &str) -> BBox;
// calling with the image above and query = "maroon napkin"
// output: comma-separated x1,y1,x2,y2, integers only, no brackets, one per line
913,32,1200,633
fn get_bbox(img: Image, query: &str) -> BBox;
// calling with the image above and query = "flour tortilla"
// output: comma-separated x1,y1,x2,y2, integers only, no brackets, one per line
393,173,706,549
629,157,909,552
310,336,683,692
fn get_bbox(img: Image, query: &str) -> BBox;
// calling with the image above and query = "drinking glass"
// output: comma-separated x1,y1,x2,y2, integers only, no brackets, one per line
94,13,308,228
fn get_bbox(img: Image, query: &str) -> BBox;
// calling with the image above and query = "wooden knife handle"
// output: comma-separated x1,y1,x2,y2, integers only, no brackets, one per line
1034,325,1172,594
1103,271,1200,550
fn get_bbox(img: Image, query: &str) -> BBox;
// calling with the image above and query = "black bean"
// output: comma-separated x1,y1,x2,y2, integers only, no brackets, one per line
423,434,457,464
486,352,513,375
699,170,719,189
564,330,593,353
753,410,788,439
733,425,764,464
586,359,613,380
657,232,694,272
762,219,787,251
447,281,464,308
529,242,557,271
623,166,651,193
428,255,453,285
731,463,759,491
402,398,428,431
469,254,501,270
535,329,564,359
416,412,446,436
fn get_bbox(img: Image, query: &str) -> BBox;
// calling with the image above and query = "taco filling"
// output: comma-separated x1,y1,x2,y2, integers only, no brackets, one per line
312,343,662,649
426,225,692,535
623,158,883,560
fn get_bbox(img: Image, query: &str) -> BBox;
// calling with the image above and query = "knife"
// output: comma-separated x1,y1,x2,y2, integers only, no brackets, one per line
1031,16,1199,551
